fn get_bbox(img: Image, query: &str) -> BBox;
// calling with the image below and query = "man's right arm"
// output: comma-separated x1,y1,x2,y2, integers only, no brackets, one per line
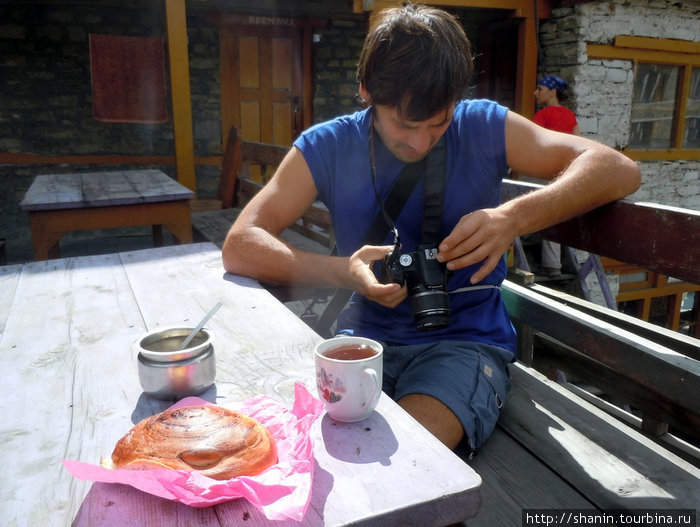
221,147,403,305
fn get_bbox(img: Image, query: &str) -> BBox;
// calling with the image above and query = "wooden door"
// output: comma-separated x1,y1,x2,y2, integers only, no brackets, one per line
219,20,305,152
476,19,519,111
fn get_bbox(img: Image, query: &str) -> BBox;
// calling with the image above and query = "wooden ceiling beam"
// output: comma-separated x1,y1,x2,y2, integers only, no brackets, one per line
355,0,552,18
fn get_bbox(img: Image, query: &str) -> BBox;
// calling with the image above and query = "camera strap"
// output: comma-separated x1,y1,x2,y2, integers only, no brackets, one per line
313,123,446,338
365,133,431,246
420,135,446,245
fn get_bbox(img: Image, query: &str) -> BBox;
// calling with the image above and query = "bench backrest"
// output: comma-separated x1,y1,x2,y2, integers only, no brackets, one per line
503,280,700,439
501,178,700,439
220,127,333,247
502,179,700,284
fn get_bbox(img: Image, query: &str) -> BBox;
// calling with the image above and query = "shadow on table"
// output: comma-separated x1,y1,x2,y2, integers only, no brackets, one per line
72,459,334,526
320,411,398,466
130,385,218,424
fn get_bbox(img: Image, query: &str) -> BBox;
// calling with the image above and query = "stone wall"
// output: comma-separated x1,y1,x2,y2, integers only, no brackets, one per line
312,19,366,123
0,1,363,263
538,0,700,211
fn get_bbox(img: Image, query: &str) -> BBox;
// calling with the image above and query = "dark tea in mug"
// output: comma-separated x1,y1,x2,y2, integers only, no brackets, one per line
322,344,377,361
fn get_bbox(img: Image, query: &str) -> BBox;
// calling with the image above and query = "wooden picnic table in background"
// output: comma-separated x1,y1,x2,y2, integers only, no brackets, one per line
19,169,194,260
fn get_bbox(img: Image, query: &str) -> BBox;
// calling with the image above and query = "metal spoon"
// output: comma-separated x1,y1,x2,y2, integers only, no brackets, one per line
179,301,223,350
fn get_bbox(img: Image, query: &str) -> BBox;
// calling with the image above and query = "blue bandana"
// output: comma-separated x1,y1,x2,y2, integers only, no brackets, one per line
538,75,568,93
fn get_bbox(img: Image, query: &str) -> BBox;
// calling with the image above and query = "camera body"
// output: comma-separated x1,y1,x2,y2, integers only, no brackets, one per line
382,243,450,331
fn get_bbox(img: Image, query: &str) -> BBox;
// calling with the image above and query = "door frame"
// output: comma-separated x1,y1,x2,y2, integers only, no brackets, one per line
213,14,314,148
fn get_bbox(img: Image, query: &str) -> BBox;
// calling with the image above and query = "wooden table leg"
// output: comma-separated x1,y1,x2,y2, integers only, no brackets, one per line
152,225,164,247
28,212,64,261
162,220,193,244
157,200,193,244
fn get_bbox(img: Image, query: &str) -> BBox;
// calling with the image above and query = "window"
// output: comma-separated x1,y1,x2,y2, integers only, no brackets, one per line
630,64,679,149
684,67,700,148
588,36,700,161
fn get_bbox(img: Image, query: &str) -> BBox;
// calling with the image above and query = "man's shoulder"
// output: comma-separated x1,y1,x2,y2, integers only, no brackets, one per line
452,99,508,132
307,108,369,135
455,99,507,112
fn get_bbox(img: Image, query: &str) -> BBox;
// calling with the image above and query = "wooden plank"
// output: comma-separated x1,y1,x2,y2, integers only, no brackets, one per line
233,137,331,244
614,35,700,55
515,14,537,117
366,0,552,15
586,43,700,66
20,171,193,211
501,179,700,284
466,428,596,527
27,200,193,260
165,0,196,191
82,170,193,205
528,283,700,360
502,281,700,437
0,254,147,525
191,207,328,255
0,152,176,166
218,127,241,208
241,139,289,167
191,207,240,246
615,281,700,301
238,176,265,205
500,362,700,510
0,263,22,336
19,173,83,210
526,333,697,439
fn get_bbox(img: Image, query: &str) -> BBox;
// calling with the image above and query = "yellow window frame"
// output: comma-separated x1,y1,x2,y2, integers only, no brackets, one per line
587,36,700,161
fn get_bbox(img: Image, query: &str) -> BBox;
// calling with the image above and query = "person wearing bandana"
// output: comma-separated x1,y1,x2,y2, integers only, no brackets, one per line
534,75,581,135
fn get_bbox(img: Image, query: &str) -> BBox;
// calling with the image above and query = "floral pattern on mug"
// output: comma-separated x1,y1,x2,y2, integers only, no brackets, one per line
317,367,345,403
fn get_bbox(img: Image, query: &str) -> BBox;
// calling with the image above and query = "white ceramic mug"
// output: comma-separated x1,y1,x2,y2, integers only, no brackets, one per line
314,336,383,422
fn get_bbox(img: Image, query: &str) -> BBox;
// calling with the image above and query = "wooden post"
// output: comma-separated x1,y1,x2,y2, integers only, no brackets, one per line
165,0,197,192
515,10,538,117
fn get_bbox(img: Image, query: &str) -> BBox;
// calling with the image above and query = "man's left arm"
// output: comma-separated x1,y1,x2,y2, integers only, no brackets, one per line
437,111,641,283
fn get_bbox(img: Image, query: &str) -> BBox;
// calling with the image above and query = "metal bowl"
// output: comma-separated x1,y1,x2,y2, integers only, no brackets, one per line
136,326,216,400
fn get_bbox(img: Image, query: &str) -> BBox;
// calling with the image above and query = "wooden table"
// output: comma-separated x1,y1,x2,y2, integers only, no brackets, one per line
0,242,482,526
19,169,194,260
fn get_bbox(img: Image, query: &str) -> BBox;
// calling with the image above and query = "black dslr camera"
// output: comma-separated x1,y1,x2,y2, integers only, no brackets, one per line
381,242,451,331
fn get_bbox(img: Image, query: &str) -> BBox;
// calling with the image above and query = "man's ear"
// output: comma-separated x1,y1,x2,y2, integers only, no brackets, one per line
359,84,371,104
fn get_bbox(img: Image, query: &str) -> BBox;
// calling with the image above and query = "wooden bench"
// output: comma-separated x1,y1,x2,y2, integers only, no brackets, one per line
191,127,334,248
464,182,699,526
467,360,698,526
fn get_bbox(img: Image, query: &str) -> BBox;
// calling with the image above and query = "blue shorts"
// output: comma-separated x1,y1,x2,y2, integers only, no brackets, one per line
381,340,513,450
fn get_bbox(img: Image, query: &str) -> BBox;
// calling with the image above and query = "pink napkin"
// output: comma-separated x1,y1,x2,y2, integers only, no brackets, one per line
63,383,324,521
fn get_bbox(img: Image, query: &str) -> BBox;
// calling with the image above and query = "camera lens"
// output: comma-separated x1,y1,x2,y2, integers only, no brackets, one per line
408,288,450,331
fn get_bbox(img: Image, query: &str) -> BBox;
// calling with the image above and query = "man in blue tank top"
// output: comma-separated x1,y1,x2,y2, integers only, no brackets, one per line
223,4,640,451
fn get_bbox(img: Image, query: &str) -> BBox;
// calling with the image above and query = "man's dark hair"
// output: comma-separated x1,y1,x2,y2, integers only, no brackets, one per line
357,3,473,122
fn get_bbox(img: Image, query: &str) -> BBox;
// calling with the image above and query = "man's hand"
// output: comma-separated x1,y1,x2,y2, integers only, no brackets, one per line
347,245,406,307
437,208,517,284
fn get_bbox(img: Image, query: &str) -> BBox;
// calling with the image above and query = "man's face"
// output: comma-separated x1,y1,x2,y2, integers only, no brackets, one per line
372,103,454,163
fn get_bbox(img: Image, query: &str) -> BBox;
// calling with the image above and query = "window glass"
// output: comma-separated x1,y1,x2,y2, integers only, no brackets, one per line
683,67,700,148
630,63,679,148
